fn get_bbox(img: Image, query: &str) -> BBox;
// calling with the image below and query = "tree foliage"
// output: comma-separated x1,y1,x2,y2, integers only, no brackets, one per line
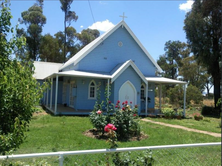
157,40,190,79
179,56,213,94
39,34,63,62
184,0,221,108
60,0,78,62
77,28,100,48
17,1,46,61
0,1,47,154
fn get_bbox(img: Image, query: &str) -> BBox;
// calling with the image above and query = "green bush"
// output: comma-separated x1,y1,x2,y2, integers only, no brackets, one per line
0,1,47,154
201,106,220,117
167,85,203,106
162,108,175,118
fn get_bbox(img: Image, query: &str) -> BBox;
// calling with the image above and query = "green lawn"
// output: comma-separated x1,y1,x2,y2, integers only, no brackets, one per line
14,113,220,154
3,113,220,165
145,116,221,134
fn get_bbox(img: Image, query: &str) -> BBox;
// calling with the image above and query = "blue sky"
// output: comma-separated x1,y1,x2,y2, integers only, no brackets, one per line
9,0,194,61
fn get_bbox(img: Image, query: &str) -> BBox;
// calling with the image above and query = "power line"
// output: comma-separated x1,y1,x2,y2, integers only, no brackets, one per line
88,0,97,29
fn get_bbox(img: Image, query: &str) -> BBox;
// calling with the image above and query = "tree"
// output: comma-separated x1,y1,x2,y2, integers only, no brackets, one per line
54,26,80,61
0,1,47,154
179,56,213,94
60,0,78,62
77,28,100,48
184,0,221,108
157,40,190,79
39,34,63,62
18,1,46,61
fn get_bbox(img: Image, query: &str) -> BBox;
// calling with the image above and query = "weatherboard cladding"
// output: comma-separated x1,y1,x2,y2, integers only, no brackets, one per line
113,66,144,112
60,21,162,74
76,26,156,76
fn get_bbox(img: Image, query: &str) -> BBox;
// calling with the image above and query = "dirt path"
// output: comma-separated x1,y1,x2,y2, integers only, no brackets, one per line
141,119,221,138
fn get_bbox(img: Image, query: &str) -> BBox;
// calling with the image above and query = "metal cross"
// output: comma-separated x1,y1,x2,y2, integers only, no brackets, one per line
120,12,127,21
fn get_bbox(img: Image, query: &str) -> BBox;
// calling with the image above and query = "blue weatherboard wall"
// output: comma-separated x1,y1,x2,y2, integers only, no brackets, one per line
113,66,144,113
65,26,156,76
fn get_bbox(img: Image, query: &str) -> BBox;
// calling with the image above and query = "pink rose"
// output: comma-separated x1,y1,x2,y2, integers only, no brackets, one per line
122,107,125,111
97,110,102,114
117,100,120,104
125,101,128,105
104,123,117,132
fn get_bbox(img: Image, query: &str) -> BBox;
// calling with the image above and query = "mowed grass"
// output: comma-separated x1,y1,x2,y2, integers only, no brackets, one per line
15,113,220,155
145,116,221,134
3,113,219,165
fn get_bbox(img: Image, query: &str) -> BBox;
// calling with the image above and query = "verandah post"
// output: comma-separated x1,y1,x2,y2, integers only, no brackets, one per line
55,75,58,115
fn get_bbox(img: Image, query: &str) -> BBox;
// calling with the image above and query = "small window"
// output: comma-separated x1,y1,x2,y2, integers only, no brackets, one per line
89,80,96,99
141,84,145,100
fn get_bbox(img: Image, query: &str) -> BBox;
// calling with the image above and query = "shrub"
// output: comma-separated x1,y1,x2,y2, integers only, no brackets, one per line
0,2,47,155
201,106,220,117
162,108,175,118
112,101,140,140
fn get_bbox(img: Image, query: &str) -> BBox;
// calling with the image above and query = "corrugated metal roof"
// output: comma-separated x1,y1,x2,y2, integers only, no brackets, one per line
146,77,187,84
33,61,63,80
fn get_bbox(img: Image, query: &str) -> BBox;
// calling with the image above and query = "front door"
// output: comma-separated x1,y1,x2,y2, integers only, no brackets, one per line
119,81,137,106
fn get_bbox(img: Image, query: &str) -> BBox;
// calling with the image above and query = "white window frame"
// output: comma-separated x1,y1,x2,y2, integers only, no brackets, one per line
141,83,146,101
88,80,97,99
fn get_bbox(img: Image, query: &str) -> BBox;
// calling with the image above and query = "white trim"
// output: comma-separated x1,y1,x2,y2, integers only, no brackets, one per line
50,77,53,109
55,75,58,114
111,60,147,84
146,77,187,84
140,83,146,101
88,80,97,100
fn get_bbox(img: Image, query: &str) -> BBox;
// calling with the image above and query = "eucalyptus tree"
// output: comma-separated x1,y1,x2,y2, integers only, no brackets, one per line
18,1,46,61
157,40,190,79
60,0,78,62
77,28,100,48
39,34,63,62
184,0,221,108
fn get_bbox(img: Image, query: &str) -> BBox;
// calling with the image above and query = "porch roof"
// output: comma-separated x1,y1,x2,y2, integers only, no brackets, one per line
146,77,187,85
46,70,111,79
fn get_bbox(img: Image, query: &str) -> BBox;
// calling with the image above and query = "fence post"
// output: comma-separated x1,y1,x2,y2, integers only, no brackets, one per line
59,154,64,166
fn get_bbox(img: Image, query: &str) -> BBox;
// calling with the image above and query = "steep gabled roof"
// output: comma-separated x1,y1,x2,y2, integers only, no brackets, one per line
60,21,163,73
111,60,147,84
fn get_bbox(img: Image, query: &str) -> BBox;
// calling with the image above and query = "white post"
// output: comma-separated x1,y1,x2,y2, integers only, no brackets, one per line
159,84,162,111
183,84,187,117
50,77,53,109
46,88,49,107
55,75,58,115
107,79,110,111
145,82,148,116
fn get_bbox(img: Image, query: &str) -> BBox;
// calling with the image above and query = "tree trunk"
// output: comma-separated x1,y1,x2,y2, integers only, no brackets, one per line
64,12,67,63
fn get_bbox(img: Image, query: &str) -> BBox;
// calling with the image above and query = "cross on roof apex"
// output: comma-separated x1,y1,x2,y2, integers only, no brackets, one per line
120,12,127,21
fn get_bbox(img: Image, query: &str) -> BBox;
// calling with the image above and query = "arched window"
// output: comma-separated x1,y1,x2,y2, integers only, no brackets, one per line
88,80,96,99
141,84,145,100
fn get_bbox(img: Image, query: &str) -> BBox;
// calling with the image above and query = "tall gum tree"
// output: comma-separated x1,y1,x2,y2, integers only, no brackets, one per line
184,0,221,108
60,0,78,62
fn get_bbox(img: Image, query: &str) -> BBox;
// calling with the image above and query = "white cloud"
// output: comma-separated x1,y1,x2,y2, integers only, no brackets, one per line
80,25,83,28
179,0,194,13
88,20,115,32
